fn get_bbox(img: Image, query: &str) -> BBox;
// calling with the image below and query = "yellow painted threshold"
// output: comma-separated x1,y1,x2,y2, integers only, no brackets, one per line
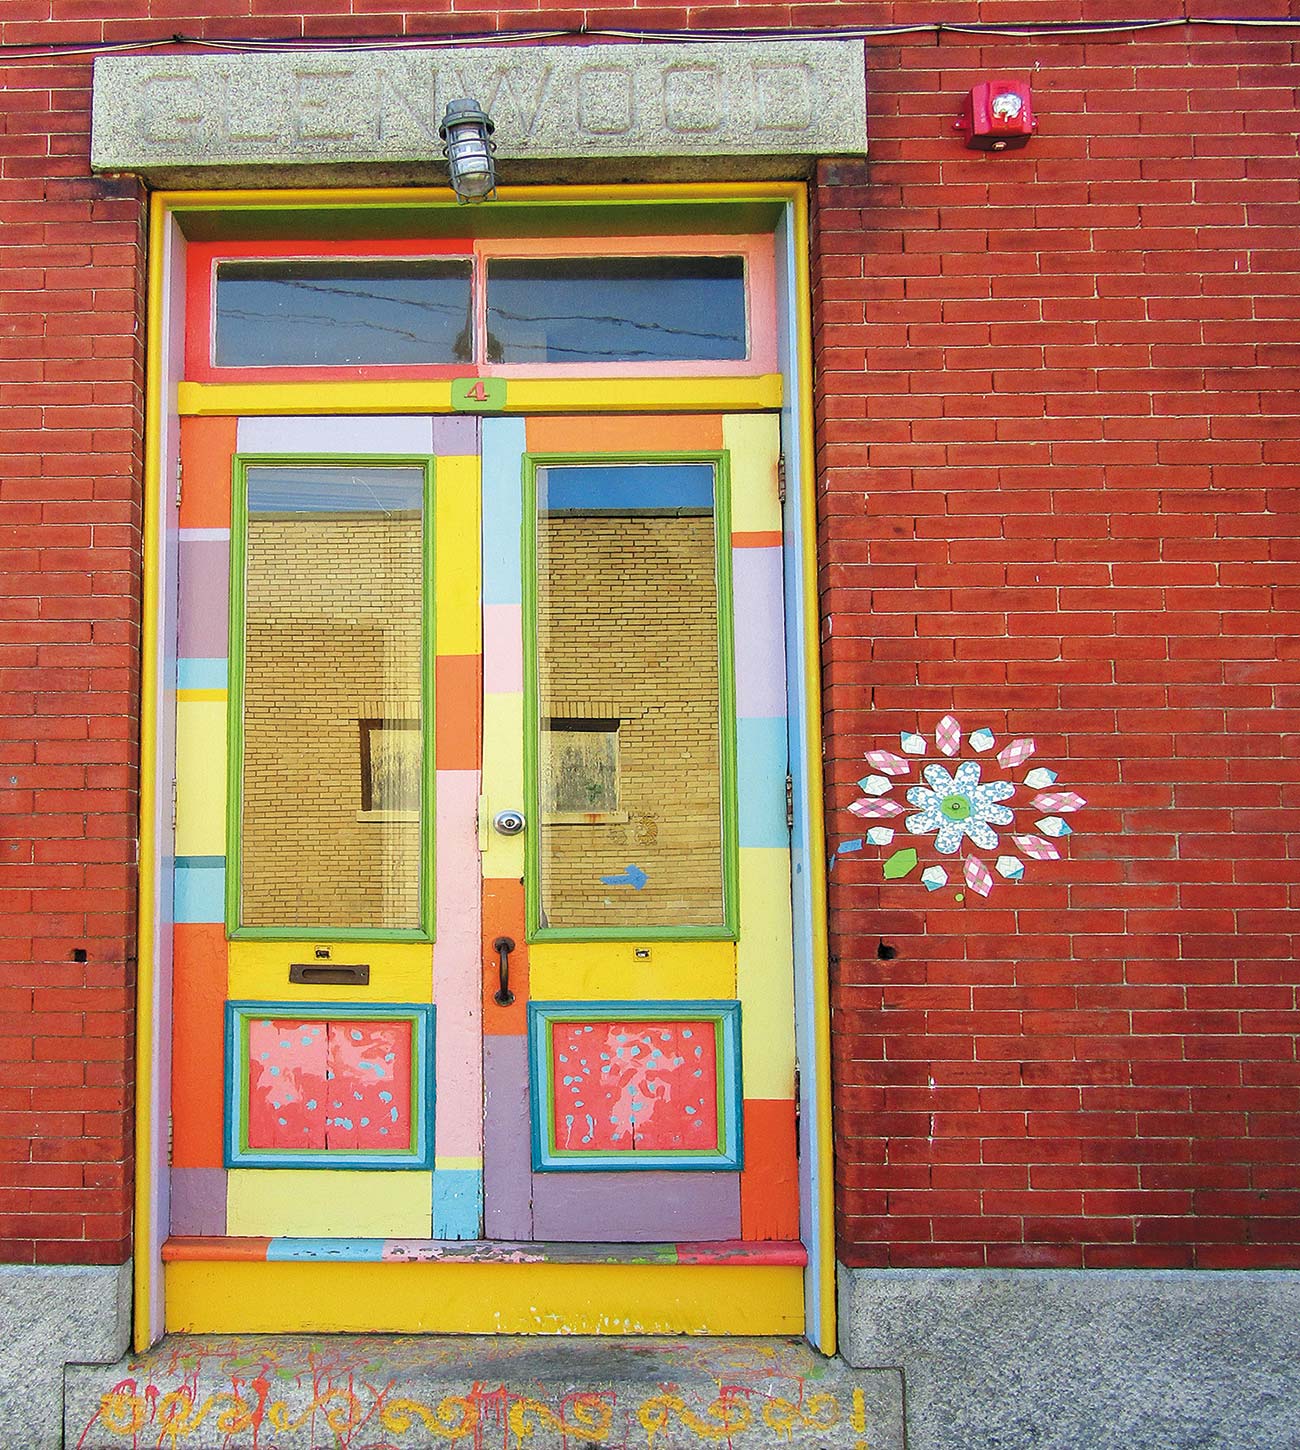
166,1261,804,1336
177,376,783,417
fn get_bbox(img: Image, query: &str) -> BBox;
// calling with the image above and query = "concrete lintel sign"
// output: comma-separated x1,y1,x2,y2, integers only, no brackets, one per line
90,41,867,171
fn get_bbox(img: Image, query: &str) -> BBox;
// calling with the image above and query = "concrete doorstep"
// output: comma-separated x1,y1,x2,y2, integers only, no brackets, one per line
66,1335,904,1449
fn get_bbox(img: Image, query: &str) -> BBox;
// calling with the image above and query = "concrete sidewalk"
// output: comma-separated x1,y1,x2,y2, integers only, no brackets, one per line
67,1334,904,1448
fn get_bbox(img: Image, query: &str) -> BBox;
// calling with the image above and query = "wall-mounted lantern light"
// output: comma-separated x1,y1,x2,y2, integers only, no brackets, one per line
439,97,497,202
955,80,1036,151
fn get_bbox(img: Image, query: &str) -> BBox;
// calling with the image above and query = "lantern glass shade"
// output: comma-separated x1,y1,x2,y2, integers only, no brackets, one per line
440,99,497,203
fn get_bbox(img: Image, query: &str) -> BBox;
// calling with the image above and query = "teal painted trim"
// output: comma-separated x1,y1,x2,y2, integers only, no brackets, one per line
737,716,791,848
223,1000,435,1170
224,454,438,943
431,1168,484,1240
520,451,740,944
177,657,228,690
481,417,527,607
526,1000,743,1174
267,1238,386,1261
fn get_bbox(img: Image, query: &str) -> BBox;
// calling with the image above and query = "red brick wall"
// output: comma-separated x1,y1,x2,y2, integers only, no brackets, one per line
0,42,148,1259
817,19,1300,1269
0,2,1295,1269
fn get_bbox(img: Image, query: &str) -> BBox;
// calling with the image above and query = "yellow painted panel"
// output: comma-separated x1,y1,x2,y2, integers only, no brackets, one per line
738,848,796,1100
506,377,782,414
481,693,524,881
723,413,783,536
529,941,736,1001
177,688,227,703
435,1155,482,1171
179,381,454,416
227,940,433,1003
435,454,481,657
175,698,226,857
178,377,782,419
166,1261,803,1335
226,1171,432,1238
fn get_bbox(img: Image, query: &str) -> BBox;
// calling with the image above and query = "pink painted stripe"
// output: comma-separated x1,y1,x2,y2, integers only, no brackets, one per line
433,769,482,1161
483,604,523,694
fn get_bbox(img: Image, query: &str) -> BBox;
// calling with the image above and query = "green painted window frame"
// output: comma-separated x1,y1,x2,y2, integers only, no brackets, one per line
521,450,740,944
225,453,438,942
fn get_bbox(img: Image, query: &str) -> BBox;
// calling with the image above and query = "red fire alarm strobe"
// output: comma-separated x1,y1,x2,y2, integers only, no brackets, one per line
955,80,1036,150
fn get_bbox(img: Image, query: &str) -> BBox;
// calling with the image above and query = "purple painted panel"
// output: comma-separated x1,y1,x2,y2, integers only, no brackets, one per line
732,547,786,719
433,414,479,456
177,538,230,659
530,1170,741,1244
483,1035,533,1240
170,1167,227,1236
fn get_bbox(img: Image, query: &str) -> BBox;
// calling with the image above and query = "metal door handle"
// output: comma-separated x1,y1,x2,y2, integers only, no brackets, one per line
492,936,516,1006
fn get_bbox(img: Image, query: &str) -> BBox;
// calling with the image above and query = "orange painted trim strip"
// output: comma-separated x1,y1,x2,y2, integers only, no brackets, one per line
732,530,783,549
524,413,724,454
179,417,236,531
170,924,228,1169
434,655,482,773
481,878,528,1036
164,1236,272,1262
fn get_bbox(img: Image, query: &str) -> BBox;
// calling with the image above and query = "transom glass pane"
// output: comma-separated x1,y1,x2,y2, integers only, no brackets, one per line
488,257,748,364
238,465,426,932
533,462,727,929
214,259,473,367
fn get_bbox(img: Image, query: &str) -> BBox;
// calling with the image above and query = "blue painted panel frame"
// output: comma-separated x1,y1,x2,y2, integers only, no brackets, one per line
224,1000,435,1170
527,1000,743,1173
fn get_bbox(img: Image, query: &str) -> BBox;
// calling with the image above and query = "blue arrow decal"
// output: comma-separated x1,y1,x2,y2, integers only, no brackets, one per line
600,864,648,891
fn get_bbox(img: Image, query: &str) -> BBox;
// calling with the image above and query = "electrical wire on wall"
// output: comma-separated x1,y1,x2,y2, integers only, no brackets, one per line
0,14,1298,60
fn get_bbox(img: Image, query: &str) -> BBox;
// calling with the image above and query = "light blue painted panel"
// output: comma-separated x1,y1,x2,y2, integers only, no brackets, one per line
737,716,790,848
177,657,228,690
174,858,225,923
481,416,527,606
432,1168,483,1240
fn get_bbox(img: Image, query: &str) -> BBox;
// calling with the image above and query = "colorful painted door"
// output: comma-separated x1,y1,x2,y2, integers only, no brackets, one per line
168,407,797,1262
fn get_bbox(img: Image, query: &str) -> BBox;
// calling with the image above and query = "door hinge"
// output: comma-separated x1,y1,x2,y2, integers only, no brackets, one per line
793,1063,801,1159
786,773,794,831
170,777,178,832
175,455,183,509
167,1111,174,1166
776,452,787,506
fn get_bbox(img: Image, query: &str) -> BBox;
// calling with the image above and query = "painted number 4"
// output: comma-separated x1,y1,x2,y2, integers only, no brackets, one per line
452,376,507,412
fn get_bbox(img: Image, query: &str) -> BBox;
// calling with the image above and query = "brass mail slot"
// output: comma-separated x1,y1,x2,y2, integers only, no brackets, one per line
288,963,371,987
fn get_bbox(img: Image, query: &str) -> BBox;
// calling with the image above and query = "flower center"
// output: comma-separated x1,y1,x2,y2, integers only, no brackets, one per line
940,793,972,822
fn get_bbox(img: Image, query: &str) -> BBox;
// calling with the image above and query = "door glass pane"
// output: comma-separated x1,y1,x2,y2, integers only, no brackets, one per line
238,465,426,932
533,463,727,929
487,257,747,364
214,259,473,367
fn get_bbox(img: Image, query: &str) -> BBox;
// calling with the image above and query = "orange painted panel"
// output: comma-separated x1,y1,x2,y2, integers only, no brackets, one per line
732,530,783,549
482,877,528,1037
179,416,237,530
524,414,723,455
739,1099,800,1241
435,654,481,772
171,922,228,1168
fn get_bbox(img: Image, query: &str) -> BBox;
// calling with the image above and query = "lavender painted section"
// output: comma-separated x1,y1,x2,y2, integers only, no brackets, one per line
432,414,479,456
531,1170,741,1244
177,538,230,659
236,414,435,455
483,1035,533,1240
169,1168,227,1236
732,546,787,719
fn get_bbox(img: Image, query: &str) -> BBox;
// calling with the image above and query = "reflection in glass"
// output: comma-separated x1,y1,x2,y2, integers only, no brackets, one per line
534,463,727,929
214,259,473,367
487,257,747,364
238,466,426,932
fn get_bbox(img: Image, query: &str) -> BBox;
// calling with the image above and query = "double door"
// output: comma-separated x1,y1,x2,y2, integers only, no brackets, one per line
168,409,798,1260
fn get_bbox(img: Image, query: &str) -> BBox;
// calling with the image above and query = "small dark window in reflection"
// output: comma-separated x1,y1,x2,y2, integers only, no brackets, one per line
214,259,474,367
486,256,747,364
